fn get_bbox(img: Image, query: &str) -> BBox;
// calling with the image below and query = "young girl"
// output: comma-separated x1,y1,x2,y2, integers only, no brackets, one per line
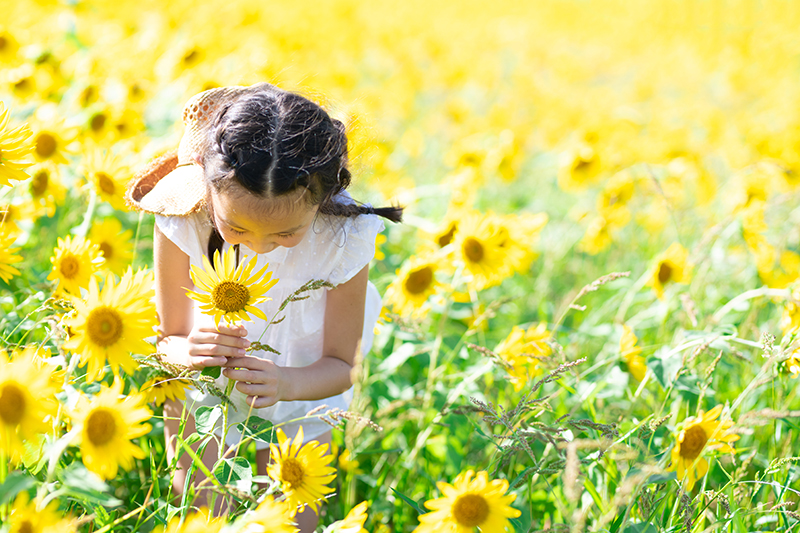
127,82,401,531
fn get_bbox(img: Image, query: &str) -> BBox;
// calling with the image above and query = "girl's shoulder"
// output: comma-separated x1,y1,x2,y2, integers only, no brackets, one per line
154,209,212,262
304,208,385,286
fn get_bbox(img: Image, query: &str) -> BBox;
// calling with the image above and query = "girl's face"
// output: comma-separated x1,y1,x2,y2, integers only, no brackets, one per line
208,186,319,254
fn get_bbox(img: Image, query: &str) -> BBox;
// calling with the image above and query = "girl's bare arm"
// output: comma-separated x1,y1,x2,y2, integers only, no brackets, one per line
154,225,248,368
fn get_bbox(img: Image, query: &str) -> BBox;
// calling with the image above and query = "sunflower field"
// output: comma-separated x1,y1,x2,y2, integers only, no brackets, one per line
2,0,800,531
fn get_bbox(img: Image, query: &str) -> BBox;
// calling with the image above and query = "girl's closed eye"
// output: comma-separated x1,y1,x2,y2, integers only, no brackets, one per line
229,227,247,235
278,232,296,238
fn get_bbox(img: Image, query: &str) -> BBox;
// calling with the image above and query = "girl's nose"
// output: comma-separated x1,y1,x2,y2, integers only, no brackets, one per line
248,240,278,254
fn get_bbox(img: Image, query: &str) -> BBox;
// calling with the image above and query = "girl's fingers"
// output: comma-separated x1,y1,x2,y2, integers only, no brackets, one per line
188,343,246,358
188,331,250,349
222,356,267,369
246,395,276,409
189,355,228,368
197,324,248,337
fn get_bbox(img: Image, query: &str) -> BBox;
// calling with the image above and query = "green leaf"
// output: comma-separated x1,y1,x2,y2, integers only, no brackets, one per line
623,523,659,533
391,487,424,514
0,472,35,505
509,467,536,489
59,464,122,507
195,405,222,436
646,472,677,484
236,416,276,443
201,365,221,379
213,456,253,486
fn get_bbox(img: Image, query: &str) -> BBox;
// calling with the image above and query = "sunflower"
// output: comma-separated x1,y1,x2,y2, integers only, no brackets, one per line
63,269,158,382
89,217,134,275
81,148,131,210
413,470,520,533
648,242,691,299
186,246,278,327
669,405,739,491
338,448,364,476
141,375,191,406
0,102,34,185
495,323,552,392
384,254,442,318
0,227,22,283
240,495,298,533
0,347,59,463
47,235,104,295
153,508,225,533
620,325,647,382
338,501,369,533
69,379,152,480
8,492,76,533
452,212,513,291
780,286,800,335
27,163,66,218
29,117,77,166
267,426,337,515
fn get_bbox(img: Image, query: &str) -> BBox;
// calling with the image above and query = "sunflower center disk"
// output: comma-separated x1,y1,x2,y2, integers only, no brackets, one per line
280,457,305,488
463,237,485,263
86,408,117,446
98,242,113,260
212,281,250,312
452,493,490,527
86,307,124,347
657,262,673,284
679,425,708,461
96,172,116,195
30,170,49,197
17,520,34,533
437,223,457,247
35,133,56,158
60,255,80,278
405,267,433,295
0,384,26,425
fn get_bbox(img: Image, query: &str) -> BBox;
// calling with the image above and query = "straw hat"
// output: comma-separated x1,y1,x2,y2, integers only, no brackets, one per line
126,84,268,216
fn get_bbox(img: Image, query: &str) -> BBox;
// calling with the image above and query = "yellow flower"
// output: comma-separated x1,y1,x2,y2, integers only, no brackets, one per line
780,286,800,335
648,242,691,299
384,254,442,318
558,140,603,192
414,470,520,533
338,448,364,476
495,323,552,391
29,118,76,166
0,347,59,463
47,235,104,295
141,376,191,406
267,426,337,515
374,232,387,261
597,171,636,216
338,501,369,533
8,492,76,533
453,212,514,291
187,246,277,327
26,163,66,218
620,325,647,382
0,227,22,283
0,102,34,185
63,269,158,382
82,148,131,210
89,217,134,275
240,496,299,533
70,379,152,480
781,347,800,378
153,508,226,533
669,405,739,491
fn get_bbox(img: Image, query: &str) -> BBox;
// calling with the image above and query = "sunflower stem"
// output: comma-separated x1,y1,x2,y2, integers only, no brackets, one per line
74,189,97,238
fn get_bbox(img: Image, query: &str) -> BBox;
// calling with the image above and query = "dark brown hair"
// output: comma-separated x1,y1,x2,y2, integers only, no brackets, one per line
202,83,401,258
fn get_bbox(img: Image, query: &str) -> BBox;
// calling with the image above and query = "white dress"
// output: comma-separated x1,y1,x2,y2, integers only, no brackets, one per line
155,205,384,448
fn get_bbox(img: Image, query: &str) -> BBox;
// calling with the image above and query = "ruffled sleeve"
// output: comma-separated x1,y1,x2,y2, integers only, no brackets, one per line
326,213,385,286
154,211,211,263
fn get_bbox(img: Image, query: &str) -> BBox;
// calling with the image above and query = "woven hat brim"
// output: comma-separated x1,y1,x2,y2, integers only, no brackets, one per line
136,164,206,216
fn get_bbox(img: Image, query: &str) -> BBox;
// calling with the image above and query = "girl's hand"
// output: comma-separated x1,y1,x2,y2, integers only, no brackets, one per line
222,356,285,408
184,324,250,370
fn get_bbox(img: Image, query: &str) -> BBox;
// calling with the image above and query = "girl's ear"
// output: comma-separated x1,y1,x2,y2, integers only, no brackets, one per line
191,152,204,167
